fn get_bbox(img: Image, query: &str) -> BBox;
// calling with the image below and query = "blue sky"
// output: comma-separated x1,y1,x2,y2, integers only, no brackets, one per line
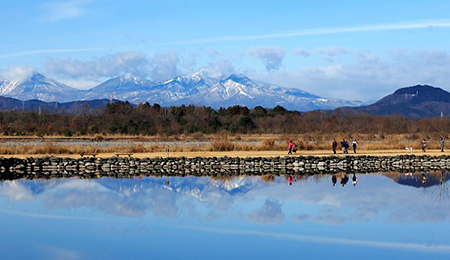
1,0,450,101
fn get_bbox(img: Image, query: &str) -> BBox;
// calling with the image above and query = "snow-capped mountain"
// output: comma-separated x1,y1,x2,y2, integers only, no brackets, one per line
0,73,82,102
0,70,364,111
83,74,152,101
85,70,364,111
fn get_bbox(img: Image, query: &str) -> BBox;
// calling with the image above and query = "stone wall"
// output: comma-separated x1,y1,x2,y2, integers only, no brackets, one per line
1,155,449,180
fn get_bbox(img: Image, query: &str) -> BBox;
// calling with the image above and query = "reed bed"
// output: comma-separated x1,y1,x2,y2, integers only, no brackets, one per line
0,133,446,155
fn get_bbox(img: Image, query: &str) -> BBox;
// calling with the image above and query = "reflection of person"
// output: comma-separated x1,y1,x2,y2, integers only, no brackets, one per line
332,139,337,154
440,137,445,152
352,173,358,186
421,173,427,185
332,175,337,186
340,175,349,186
288,176,294,185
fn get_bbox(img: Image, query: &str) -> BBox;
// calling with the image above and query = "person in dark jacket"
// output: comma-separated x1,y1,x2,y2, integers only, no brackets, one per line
421,139,427,152
340,139,346,154
332,139,338,154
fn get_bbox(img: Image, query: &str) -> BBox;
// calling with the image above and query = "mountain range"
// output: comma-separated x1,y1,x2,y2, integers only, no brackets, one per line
0,71,363,111
0,96,113,114
2,71,450,117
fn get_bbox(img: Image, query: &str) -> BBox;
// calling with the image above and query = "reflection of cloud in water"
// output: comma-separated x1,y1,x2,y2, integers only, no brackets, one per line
148,189,177,217
39,245,80,260
247,199,285,224
0,180,35,201
288,175,450,225
1,174,449,225
44,189,147,217
175,225,450,253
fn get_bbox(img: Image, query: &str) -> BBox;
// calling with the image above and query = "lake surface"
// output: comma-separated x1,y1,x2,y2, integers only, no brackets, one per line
1,173,449,259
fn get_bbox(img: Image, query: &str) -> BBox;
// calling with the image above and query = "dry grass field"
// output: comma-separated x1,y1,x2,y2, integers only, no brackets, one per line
0,133,446,158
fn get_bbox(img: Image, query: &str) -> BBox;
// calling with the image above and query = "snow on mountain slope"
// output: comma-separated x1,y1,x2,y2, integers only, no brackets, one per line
84,71,363,111
0,73,82,102
0,70,364,111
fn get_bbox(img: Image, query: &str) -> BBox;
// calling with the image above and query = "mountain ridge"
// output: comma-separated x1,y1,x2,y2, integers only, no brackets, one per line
0,71,363,112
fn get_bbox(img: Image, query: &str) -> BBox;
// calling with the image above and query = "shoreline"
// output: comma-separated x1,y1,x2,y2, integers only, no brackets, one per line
0,149,446,159
1,153,449,181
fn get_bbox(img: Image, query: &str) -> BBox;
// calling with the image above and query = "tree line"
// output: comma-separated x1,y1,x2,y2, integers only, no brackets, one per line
0,101,449,136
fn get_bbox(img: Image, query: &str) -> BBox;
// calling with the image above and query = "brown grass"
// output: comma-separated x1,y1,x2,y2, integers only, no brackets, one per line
0,133,446,155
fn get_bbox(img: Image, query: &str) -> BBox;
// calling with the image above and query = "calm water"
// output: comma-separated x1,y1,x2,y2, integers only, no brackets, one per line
1,173,449,259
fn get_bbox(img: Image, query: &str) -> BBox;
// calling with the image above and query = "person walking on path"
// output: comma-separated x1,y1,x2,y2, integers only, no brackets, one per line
341,139,348,154
440,137,445,152
344,140,349,154
421,139,427,152
332,139,338,154
352,139,358,154
288,140,294,154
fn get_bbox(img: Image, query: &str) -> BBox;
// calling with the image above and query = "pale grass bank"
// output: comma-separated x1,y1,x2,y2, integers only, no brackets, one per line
0,133,447,158
1,149,447,159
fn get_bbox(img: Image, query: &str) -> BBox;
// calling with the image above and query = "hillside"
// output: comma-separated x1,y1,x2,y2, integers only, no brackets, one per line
345,85,450,118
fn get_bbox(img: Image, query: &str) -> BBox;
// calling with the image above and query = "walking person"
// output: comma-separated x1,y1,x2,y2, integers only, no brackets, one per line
341,139,347,154
288,140,294,154
422,139,427,152
352,139,358,154
332,139,338,154
440,137,445,152
344,140,349,154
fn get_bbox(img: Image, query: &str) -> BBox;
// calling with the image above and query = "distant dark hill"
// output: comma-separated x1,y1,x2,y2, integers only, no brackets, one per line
384,173,450,188
344,85,450,118
0,96,112,114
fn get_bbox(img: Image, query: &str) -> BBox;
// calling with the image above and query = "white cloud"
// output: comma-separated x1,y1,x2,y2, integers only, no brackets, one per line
167,19,450,45
45,52,149,79
248,47,286,71
204,59,235,78
42,0,92,22
256,49,450,101
45,51,182,82
0,47,108,60
0,66,36,83
294,48,311,57
149,51,180,81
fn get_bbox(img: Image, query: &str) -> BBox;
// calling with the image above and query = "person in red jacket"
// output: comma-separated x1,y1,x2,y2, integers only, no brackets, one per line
288,140,294,154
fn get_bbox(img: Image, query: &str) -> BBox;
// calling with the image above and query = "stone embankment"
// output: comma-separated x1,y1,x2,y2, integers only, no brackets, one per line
0,155,449,180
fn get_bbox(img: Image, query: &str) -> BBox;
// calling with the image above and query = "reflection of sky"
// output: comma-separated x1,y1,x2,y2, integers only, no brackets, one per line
0,174,449,259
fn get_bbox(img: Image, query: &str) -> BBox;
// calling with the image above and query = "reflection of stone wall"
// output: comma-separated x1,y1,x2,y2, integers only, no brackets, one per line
1,155,450,180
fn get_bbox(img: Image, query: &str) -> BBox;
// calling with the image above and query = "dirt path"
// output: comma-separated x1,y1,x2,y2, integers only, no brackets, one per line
1,149,446,159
